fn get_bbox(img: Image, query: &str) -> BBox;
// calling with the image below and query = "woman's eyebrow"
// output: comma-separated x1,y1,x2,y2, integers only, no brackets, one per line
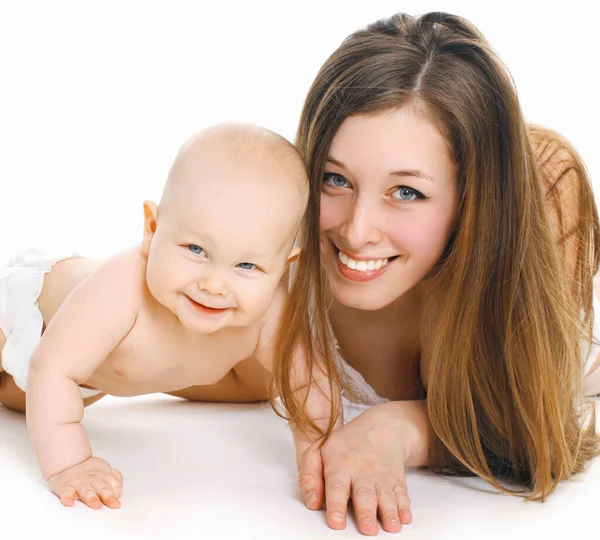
327,156,435,182
390,169,436,182
326,155,346,169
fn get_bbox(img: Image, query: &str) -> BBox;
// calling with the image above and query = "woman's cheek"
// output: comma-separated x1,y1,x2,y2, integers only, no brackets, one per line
392,210,453,259
319,195,342,231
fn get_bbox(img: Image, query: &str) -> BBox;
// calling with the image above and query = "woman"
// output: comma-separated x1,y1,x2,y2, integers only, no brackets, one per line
271,11,600,536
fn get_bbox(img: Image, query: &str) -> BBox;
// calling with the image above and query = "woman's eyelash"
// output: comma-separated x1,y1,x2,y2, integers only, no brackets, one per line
323,172,349,187
392,186,427,201
323,173,427,202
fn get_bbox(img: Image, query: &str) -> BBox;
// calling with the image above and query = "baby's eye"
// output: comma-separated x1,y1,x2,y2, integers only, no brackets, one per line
187,244,206,256
391,186,426,202
323,172,349,188
237,262,258,271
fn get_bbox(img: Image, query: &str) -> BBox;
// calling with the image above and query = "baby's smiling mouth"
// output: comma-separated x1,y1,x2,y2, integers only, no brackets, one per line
185,295,231,314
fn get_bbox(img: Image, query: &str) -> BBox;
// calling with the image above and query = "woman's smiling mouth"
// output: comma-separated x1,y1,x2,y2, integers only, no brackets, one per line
334,247,398,282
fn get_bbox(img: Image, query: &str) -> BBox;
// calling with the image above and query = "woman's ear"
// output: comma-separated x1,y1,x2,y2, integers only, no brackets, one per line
142,200,158,255
286,246,301,266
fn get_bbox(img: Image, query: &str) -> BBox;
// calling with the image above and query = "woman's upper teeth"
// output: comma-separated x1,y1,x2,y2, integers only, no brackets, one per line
338,251,389,271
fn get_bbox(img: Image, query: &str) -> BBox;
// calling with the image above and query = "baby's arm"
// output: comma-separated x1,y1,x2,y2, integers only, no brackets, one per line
26,253,140,507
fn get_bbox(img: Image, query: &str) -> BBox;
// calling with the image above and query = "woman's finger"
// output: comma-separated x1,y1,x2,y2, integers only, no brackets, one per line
376,481,403,533
323,470,352,530
351,479,380,536
394,482,412,524
298,446,325,510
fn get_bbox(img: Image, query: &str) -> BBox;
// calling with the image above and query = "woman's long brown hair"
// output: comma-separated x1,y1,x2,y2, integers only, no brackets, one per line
270,12,600,499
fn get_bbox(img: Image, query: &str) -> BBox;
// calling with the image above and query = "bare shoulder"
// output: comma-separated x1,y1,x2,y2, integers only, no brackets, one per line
56,247,146,325
30,248,147,379
74,248,144,300
529,124,585,195
101,246,147,283
37,248,145,325
530,124,580,168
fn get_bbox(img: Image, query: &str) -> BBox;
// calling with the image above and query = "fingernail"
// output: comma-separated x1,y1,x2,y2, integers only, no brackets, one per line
362,518,376,527
306,492,316,506
331,512,345,525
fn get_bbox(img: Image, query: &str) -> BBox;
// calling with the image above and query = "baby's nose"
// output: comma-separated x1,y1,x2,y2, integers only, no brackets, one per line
198,272,229,297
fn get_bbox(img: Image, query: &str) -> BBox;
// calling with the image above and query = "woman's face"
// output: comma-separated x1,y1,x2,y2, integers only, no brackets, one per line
319,107,458,311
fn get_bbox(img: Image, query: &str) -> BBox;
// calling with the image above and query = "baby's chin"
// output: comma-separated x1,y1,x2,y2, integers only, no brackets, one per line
178,316,232,335
180,309,269,334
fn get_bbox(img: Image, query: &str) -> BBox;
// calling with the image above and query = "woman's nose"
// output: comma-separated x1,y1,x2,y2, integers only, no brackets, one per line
339,197,382,249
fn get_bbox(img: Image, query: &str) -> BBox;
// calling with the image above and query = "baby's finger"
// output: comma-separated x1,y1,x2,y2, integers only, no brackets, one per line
298,448,324,510
77,486,103,509
110,468,123,484
56,485,77,507
105,469,124,498
93,481,121,509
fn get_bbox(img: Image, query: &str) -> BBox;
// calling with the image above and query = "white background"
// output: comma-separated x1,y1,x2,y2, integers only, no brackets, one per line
1,0,598,263
1,2,599,538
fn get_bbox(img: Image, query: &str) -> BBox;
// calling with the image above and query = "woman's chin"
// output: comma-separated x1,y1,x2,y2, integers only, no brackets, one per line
329,281,397,311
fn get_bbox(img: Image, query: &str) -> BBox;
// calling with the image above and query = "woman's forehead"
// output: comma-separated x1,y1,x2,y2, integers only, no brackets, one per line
328,109,454,182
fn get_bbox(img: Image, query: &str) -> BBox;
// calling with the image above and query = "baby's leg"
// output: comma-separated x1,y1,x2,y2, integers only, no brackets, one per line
0,328,26,411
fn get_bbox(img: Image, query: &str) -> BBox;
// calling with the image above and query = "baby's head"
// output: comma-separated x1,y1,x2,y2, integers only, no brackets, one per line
142,123,308,333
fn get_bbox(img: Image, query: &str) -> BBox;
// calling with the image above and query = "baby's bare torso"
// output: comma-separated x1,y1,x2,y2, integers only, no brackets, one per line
38,251,265,397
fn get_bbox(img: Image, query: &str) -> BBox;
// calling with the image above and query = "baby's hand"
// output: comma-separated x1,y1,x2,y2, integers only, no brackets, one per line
47,456,123,509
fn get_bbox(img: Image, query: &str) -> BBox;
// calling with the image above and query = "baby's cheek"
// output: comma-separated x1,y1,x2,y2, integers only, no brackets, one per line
243,282,279,316
237,284,264,315
145,258,165,297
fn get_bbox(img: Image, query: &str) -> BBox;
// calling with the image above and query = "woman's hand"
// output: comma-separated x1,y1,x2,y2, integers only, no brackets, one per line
297,400,431,536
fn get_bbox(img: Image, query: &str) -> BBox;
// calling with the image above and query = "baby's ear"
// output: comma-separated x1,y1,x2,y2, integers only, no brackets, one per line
286,246,301,266
142,201,158,255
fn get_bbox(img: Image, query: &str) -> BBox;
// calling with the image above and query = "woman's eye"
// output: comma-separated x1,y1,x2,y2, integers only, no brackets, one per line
323,172,349,188
392,186,425,202
238,262,257,270
187,244,206,256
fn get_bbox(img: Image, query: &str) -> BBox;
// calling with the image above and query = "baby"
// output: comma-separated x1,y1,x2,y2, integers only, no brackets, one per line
0,123,325,509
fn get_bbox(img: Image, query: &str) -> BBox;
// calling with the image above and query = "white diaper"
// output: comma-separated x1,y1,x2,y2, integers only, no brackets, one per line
0,249,101,399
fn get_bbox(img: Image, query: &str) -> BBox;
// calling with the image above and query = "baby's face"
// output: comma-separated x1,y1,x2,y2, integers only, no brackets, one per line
144,159,302,334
